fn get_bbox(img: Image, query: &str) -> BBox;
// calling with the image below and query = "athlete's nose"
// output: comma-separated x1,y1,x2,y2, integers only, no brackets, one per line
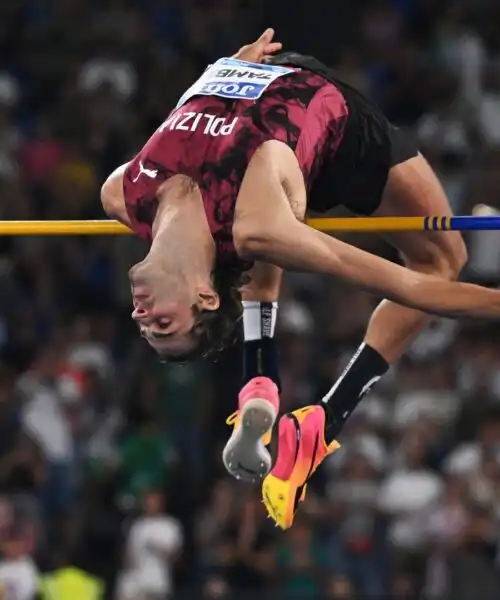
132,306,150,321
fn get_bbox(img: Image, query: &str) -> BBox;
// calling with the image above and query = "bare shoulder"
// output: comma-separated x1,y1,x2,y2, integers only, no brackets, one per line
101,163,128,214
101,162,131,225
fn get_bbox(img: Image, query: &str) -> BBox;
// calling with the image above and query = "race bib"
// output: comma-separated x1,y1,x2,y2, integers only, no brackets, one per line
176,57,293,108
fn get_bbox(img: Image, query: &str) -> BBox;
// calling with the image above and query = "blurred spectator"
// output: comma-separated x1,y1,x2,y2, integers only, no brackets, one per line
0,525,38,600
477,64,500,146
324,573,357,600
195,479,236,570
0,1,499,598
39,552,104,600
16,347,74,517
115,402,177,509
157,358,212,482
432,5,486,107
378,428,444,552
274,515,328,595
115,490,183,600
325,450,387,596
445,408,500,477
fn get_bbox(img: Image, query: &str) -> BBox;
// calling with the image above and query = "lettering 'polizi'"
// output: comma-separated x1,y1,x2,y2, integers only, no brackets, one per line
158,112,239,137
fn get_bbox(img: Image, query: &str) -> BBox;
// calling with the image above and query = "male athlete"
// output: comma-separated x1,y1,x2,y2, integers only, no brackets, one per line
101,30,500,530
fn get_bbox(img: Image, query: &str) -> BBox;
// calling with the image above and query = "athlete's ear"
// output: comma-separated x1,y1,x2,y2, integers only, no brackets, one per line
195,288,220,312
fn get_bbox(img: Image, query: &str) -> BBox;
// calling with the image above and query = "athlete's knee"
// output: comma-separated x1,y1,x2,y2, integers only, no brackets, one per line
447,235,468,278
405,235,467,281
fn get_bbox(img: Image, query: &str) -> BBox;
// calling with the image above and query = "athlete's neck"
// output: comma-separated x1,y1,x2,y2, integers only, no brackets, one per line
147,178,215,282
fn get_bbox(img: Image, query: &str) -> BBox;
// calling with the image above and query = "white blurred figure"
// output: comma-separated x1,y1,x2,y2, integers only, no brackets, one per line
425,477,469,548
78,55,137,101
393,359,461,432
378,430,444,551
433,5,486,108
445,410,500,477
326,431,387,477
0,526,38,600
0,71,21,180
116,491,183,600
279,298,314,337
407,319,458,362
423,477,470,599
466,152,500,279
477,65,500,147
456,337,500,402
17,349,74,469
66,316,114,380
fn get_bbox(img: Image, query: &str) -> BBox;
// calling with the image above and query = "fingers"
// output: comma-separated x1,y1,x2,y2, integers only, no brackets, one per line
233,28,282,63
263,42,282,55
258,28,275,45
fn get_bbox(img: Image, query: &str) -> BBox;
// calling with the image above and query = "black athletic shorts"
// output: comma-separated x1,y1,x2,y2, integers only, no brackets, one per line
267,52,419,216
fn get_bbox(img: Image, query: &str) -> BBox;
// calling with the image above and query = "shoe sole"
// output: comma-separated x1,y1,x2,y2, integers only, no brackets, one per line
222,398,277,483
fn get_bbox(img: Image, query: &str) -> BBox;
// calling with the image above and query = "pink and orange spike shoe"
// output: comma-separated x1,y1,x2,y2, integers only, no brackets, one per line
262,405,341,529
223,377,280,483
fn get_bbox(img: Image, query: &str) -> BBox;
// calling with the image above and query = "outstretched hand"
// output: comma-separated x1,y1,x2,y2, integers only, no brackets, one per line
232,28,282,64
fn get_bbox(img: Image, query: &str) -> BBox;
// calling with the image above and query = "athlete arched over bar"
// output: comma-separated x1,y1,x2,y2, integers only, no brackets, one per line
101,30,500,530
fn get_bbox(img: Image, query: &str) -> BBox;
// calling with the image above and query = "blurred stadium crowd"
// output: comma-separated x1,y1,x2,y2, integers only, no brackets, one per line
1,0,500,599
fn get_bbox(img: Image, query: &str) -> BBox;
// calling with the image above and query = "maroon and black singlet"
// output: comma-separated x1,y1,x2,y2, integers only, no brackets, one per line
123,52,417,265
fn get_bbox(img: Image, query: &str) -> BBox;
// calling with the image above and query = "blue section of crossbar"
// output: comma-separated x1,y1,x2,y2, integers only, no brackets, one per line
450,216,500,231
422,216,500,231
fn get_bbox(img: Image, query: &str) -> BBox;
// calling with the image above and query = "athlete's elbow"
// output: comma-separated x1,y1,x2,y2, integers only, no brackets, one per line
101,178,119,217
234,224,274,260
101,168,128,223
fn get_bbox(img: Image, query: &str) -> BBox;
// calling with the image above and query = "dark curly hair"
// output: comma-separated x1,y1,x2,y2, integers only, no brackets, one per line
158,263,251,363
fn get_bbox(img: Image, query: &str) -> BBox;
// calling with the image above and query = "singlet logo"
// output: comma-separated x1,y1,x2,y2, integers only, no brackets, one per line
176,57,293,108
133,160,158,182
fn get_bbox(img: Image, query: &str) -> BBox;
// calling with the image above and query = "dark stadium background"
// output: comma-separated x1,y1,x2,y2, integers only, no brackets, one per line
1,1,500,599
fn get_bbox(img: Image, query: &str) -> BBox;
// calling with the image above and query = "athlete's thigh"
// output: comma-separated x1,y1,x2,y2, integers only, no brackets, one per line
373,153,464,268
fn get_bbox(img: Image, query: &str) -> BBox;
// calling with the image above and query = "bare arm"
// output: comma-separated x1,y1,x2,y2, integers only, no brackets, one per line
101,163,132,228
242,262,283,302
100,29,280,229
235,219,500,320
234,144,500,320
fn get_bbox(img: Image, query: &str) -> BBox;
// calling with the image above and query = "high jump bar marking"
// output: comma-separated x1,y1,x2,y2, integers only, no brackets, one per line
0,215,500,235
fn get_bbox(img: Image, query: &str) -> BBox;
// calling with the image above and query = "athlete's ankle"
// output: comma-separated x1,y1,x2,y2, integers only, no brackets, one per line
321,403,342,444
242,301,281,389
318,342,389,444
